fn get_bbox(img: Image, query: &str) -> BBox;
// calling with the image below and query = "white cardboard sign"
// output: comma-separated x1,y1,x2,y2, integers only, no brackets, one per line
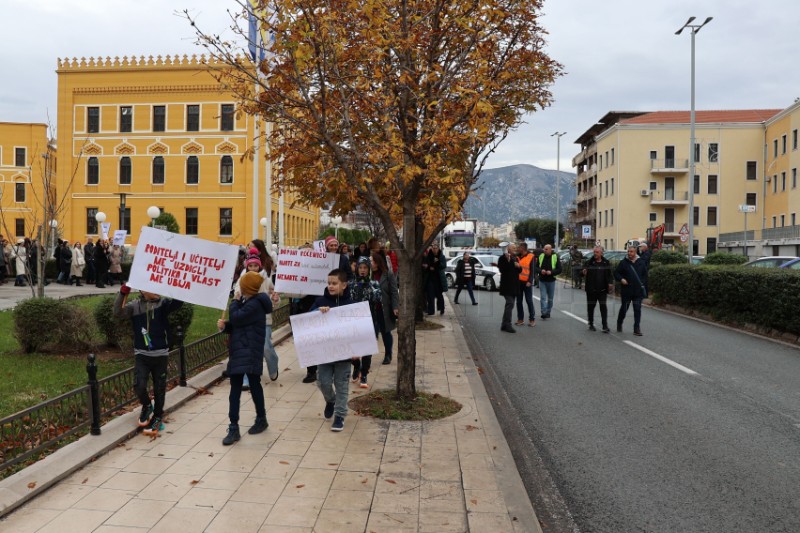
100,222,111,240
112,230,128,246
313,240,326,253
274,248,339,296
127,226,239,310
290,301,379,367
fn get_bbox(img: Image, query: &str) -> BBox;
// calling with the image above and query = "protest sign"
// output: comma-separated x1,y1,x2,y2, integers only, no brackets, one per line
274,248,339,295
313,240,326,253
290,301,379,367
112,230,127,246
100,222,111,240
127,226,239,310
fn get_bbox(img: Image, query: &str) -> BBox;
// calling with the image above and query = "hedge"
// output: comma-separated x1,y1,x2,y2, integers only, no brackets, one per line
13,298,94,353
703,252,748,265
649,264,800,335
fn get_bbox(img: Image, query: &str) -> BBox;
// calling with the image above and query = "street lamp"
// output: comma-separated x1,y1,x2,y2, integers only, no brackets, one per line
676,16,713,263
331,215,343,241
260,216,269,243
95,211,107,239
551,131,567,249
147,206,161,228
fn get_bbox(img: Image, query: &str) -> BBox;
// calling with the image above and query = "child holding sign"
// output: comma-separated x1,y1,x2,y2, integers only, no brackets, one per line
217,271,273,445
349,256,382,389
114,284,184,436
310,269,355,432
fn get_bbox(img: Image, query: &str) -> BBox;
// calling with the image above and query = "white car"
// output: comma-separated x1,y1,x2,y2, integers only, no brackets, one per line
445,255,500,291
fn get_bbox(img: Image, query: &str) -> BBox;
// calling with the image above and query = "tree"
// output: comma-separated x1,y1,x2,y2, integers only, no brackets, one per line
514,218,563,247
153,212,180,233
479,236,500,248
188,0,561,399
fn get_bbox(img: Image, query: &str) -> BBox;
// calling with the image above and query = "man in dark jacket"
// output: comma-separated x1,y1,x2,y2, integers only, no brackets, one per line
94,241,109,288
497,243,521,333
614,246,648,336
536,244,562,319
114,284,184,436
422,243,447,315
453,251,479,305
582,246,614,332
84,238,95,284
60,241,72,284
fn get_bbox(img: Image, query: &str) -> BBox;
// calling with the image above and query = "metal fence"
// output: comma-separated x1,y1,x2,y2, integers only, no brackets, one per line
0,302,290,475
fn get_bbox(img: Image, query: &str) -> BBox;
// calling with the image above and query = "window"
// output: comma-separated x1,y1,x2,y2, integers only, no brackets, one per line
693,175,700,194
772,216,777,228
780,214,786,227
773,175,777,194
793,129,798,151
186,208,199,235
605,151,609,168
219,208,233,235
707,207,717,226
773,139,778,158
87,107,99,133
15,147,26,167
610,209,614,226
781,172,786,191
604,181,608,196
119,156,132,184
599,155,603,169
746,161,757,180
15,218,24,237
611,178,614,195
220,155,233,183
153,105,166,132
782,135,787,154
693,206,699,226
220,104,234,131
707,238,717,254
15,182,25,202
86,208,98,234
121,208,131,233
649,150,657,160
793,168,797,189
611,148,615,166
746,193,757,206
792,213,796,226
152,156,165,184
649,212,657,222
87,157,99,184
649,181,657,191
708,143,718,163
186,156,199,184
120,106,132,133
187,105,200,132
708,175,718,194
694,143,701,163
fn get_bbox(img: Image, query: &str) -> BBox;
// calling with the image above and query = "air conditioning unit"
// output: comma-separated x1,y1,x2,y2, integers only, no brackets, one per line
640,189,650,196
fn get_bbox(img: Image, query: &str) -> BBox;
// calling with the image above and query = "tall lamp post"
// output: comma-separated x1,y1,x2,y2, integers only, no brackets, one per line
331,215,343,241
676,16,713,263
551,131,566,249
147,206,161,228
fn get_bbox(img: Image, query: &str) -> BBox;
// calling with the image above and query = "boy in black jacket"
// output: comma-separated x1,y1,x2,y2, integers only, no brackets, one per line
114,284,184,436
310,269,355,432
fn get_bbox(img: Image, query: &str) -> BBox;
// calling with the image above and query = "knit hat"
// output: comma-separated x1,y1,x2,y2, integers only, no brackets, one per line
356,256,371,269
244,247,262,269
239,271,262,296
324,235,339,248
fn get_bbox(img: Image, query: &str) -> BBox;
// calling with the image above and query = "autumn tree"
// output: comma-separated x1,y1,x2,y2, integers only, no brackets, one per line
188,0,561,399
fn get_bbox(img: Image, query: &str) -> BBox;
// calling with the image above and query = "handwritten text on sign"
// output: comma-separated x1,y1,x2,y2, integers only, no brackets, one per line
274,248,339,295
290,302,379,367
127,227,239,310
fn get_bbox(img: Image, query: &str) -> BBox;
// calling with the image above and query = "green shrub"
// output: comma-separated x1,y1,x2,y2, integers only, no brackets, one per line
703,252,748,265
650,250,687,265
14,298,94,353
93,294,194,351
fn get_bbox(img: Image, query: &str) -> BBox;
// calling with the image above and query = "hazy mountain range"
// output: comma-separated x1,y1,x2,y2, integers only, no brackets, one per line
463,164,576,226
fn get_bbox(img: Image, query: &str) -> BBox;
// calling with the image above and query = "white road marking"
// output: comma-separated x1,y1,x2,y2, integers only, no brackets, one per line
561,311,588,324
623,340,700,377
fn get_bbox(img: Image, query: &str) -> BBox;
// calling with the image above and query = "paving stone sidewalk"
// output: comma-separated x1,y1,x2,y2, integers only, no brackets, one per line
0,309,540,533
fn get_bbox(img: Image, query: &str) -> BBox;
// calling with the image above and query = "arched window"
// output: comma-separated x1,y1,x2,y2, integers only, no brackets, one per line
220,155,233,184
152,156,165,184
119,157,132,184
186,156,199,184
87,157,99,184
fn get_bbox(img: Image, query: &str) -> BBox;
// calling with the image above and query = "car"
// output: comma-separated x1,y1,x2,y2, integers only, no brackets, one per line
779,257,800,270
742,256,798,268
444,254,500,291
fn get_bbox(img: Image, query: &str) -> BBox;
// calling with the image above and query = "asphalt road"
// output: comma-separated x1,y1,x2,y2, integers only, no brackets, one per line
451,282,800,533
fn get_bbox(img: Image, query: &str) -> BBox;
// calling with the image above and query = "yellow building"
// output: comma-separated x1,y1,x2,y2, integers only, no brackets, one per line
762,101,800,235
0,122,53,241
55,55,318,248
576,109,785,256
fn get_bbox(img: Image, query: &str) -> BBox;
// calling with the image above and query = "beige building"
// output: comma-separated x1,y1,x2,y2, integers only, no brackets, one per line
575,109,793,256
55,54,318,248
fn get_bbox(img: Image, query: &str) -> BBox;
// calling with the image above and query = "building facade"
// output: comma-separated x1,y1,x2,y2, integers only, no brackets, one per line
0,122,52,241
55,55,318,247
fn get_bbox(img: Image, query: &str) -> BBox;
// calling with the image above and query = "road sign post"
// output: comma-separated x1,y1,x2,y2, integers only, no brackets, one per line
738,204,756,258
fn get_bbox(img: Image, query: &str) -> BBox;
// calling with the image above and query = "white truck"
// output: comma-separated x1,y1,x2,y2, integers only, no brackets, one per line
441,219,478,259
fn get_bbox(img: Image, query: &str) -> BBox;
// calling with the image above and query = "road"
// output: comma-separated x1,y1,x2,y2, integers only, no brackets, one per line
452,282,800,533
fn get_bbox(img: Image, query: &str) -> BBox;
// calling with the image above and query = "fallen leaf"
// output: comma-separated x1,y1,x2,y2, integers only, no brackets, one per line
27,482,36,489
157,453,164,457
328,463,338,466
82,478,89,484
471,499,478,505
191,480,200,485
208,453,214,457
385,479,397,484
361,478,368,484
477,367,485,375
465,425,480,431
296,484,305,488
279,460,289,465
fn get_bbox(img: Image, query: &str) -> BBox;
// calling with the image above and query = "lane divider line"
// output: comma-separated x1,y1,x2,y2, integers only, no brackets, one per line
623,340,700,377
561,311,588,324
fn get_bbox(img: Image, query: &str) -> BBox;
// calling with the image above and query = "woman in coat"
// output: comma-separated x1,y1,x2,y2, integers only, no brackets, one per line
454,251,479,305
108,244,123,286
69,241,85,286
94,240,110,288
422,243,447,315
12,238,27,286
372,252,399,364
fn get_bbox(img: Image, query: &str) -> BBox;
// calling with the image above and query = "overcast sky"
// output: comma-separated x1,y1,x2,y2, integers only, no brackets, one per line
2,0,798,172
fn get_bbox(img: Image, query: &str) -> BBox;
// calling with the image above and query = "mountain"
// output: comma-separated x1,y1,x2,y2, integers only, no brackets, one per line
463,164,576,226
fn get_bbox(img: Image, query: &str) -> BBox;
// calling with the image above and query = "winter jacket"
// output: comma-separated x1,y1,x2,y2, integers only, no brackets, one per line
350,274,382,334
497,252,521,297
11,244,27,276
235,269,276,326
614,256,648,300
70,246,86,277
583,256,613,293
94,244,109,274
422,249,447,293
310,287,353,311
223,293,272,375
109,247,122,274
113,292,184,356
455,256,480,286
536,252,562,283
376,270,399,333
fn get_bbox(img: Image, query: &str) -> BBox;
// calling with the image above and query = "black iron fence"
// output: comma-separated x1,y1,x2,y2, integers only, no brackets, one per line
0,302,290,475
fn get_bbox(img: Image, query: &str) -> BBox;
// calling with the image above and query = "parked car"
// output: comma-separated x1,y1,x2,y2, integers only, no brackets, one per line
444,254,500,291
779,257,800,270
742,256,798,268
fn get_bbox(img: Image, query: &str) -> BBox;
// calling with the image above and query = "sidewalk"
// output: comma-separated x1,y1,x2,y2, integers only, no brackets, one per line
0,282,120,310
0,308,539,533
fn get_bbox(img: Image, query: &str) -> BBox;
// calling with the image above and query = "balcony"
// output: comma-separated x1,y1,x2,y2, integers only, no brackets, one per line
577,186,596,204
649,190,689,205
650,159,689,173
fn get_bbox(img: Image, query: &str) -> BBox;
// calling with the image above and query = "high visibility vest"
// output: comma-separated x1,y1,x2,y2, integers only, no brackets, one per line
539,253,557,270
519,253,534,281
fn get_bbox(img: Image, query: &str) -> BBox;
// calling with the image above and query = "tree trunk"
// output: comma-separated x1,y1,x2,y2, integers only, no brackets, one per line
396,208,418,400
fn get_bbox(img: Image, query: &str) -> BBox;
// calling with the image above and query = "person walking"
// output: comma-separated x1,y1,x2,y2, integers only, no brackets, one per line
537,244,562,319
515,243,536,326
349,256,382,387
614,246,648,336
582,246,614,332
11,238,27,286
453,251,479,305
570,244,584,289
498,243,521,333
84,238,95,284
422,242,447,315
372,252,399,365
94,240,109,288
108,244,123,286
69,241,85,286
637,243,652,296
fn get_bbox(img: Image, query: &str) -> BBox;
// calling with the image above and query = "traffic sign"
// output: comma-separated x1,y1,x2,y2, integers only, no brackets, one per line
738,204,756,213
680,235,688,242
582,225,592,238
678,223,689,236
